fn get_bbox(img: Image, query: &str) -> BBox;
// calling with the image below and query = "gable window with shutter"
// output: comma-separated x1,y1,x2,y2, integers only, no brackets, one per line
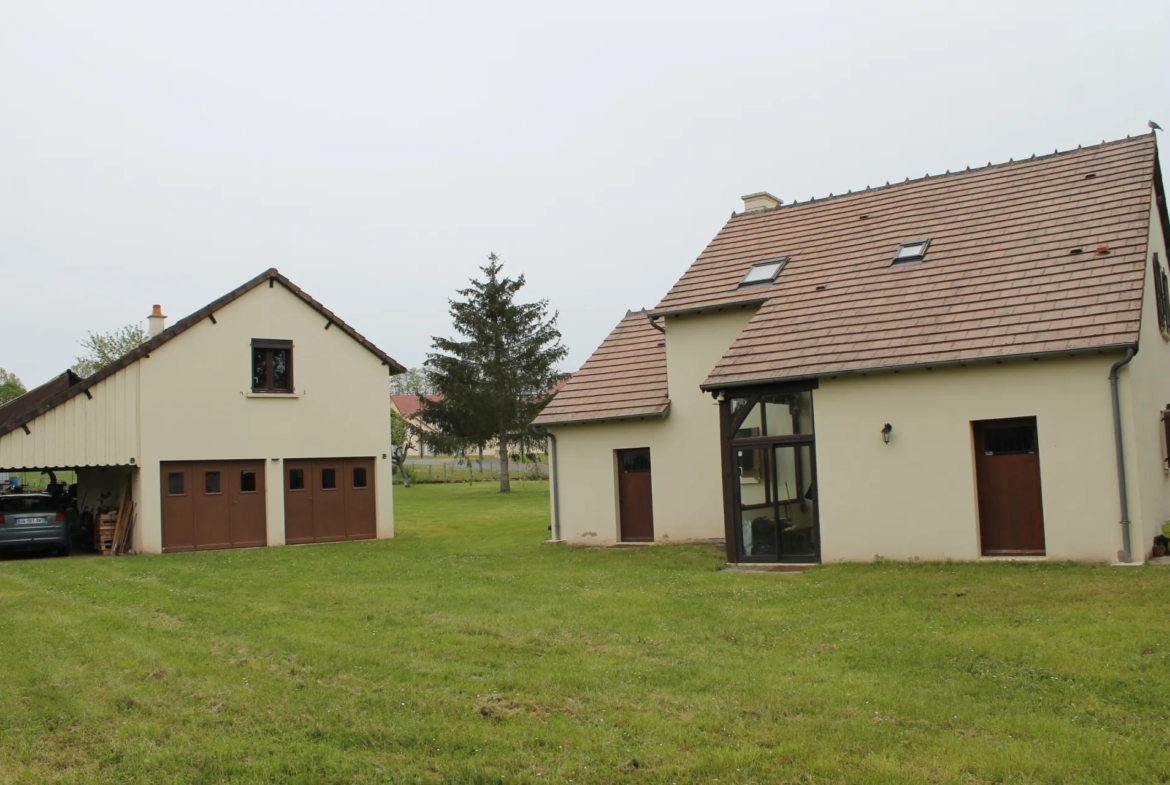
1162,406,1170,472
251,339,294,393
1154,253,1170,339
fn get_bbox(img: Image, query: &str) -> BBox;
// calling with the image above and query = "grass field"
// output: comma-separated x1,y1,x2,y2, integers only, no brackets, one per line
1,482,1169,783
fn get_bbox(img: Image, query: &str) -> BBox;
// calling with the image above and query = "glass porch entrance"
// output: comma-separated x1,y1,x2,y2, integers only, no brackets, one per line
722,386,819,563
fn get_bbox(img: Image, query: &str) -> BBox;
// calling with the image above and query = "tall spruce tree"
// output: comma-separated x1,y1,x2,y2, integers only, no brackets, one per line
421,254,567,492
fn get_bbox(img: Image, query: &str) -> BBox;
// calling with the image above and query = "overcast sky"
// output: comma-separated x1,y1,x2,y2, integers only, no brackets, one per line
2,0,1168,387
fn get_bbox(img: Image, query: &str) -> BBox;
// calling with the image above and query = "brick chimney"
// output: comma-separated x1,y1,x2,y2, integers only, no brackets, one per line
741,191,783,213
148,304,167,337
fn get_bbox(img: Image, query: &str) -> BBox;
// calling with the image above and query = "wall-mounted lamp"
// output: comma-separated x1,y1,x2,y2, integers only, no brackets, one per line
715,391,726,402
881,423,893,444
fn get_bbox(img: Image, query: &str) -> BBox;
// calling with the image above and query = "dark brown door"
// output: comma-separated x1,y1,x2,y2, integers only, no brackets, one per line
193,466,232,550
230,462,267,548
284,457,378,544
974,418,1046,555
617,448,654,542
284,460,315,545
311,460,347,542
161,464,195,553
162,460,269,552
344,458,377,540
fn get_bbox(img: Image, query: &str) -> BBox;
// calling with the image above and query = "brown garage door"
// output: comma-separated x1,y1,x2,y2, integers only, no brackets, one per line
160,460,267,553
284,457,377,545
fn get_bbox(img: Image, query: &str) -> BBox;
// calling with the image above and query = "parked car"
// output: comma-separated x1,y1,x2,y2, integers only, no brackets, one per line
0,494,71,556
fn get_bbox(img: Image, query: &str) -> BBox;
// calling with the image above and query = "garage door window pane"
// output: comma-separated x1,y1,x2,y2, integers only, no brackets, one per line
353,467,367,488
321,468,337,490
240,471,257,493
167,472,184,496
205,471,221,494
289,469,305,491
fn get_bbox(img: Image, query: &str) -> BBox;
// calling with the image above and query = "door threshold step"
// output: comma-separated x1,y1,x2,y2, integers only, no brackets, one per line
722,563,816,573
978,555,1047,562
611,542,654,548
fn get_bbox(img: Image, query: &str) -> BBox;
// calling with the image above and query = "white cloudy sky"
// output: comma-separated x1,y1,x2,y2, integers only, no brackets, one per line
2,0,1168,387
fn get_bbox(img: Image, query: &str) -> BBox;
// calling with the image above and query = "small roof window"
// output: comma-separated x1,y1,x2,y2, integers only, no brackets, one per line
739,258,788,287
893,239,931,265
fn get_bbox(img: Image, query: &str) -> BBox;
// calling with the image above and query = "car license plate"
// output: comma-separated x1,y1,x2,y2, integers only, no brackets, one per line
19,517,47,525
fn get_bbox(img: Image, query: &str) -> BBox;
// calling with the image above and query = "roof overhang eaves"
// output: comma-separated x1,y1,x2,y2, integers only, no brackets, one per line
532,403,671,427
649,298,768,319
0,269,406,438
699,343,1140,391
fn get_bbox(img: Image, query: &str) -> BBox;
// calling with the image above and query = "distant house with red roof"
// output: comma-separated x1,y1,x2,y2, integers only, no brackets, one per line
390,394,443,457
392,377,572,458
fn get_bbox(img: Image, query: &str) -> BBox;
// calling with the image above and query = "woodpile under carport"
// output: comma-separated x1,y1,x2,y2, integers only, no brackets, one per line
95,480,134,556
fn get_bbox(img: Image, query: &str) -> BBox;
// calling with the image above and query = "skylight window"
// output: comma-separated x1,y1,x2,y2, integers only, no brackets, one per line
739,258,788,286
893,239,931,265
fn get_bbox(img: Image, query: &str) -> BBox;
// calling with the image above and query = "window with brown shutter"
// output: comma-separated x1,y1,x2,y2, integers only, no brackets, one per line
251,339,294,393
1155,254,1170,337
1162,407,1170,471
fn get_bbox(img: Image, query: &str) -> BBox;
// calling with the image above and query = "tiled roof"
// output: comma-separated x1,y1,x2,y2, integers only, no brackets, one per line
391,394,442,419
0,371,82,435
532,310,669,425
652,134,1158,388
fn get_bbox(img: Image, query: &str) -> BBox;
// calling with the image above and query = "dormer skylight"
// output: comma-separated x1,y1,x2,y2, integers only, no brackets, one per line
739,258,788,287
893,239,930,265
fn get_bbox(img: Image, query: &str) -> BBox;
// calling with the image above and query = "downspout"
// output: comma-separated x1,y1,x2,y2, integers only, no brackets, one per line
1109,347,1136,563
647,314,665,333
530,424,560,540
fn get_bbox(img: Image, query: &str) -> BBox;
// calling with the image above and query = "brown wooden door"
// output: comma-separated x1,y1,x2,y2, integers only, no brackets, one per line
194,465,232,550
974,418,1046,555
344,458,377,540
617,448,654,542
161,463,195,553
284,460,315,545
311,459,347,543
230,462,267,548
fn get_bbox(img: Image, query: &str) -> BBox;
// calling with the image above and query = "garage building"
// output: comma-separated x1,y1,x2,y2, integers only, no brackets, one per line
0,269,404,554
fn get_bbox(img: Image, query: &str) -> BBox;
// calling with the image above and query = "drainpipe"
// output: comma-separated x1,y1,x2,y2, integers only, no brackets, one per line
1109,347,1136,563
530,424,560,540
647,314,665,334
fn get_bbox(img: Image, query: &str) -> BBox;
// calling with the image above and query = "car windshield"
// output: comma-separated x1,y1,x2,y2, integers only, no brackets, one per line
0,496,57,514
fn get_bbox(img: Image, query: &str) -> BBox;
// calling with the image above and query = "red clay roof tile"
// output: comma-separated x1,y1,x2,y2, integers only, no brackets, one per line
532,310,669,425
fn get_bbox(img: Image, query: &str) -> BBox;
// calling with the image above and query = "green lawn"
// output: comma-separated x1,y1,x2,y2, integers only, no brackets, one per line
1,482,1168,784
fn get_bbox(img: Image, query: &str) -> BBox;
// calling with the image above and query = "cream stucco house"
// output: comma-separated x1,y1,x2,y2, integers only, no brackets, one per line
0,269,404,554
534,133,1170,565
